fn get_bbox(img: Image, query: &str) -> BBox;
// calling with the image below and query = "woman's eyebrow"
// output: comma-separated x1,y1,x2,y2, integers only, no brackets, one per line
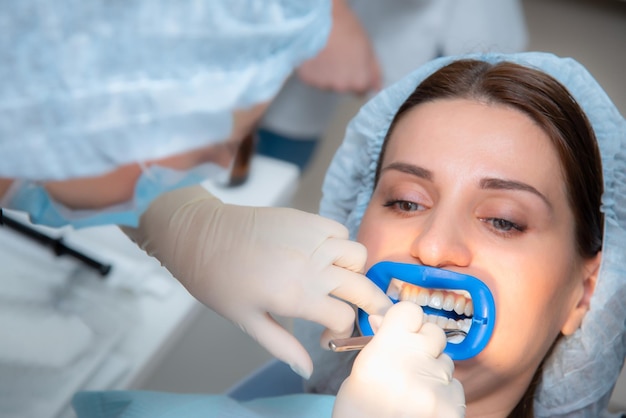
381,162,433,181
480,178,552,208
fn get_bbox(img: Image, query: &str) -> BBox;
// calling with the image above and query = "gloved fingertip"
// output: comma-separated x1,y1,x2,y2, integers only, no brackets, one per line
368,314,383,333
318,330,334,350
289,362,312,380
319,326,353,349
374,303,393,317
367,293,394,317
320,337,331,351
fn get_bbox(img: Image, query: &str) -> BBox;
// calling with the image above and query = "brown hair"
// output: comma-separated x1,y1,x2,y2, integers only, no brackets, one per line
374,59,604,416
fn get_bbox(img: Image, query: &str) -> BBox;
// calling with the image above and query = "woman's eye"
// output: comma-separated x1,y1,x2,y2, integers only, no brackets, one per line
383,200,425,213
482,217,526,235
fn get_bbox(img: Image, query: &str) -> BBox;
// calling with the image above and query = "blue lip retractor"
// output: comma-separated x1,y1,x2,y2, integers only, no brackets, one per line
358,261,496,361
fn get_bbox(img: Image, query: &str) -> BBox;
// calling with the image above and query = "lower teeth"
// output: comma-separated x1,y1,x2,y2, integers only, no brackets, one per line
447,333,466,344
424,313,471,335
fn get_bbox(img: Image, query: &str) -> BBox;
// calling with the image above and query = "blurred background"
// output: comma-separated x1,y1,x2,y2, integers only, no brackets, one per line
143,0,626,409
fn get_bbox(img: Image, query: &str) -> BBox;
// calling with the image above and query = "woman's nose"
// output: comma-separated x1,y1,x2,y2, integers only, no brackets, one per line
409,211,471,268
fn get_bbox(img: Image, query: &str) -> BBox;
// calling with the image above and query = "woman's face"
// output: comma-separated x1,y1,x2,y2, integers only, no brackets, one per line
357,98,598,413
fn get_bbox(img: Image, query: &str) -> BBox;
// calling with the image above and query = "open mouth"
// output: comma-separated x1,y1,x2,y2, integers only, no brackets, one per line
357,261,495,360
386,278,472,343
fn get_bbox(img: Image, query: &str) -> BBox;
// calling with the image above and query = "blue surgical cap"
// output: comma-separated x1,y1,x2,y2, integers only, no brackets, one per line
320,52,626,416
0,0,330,180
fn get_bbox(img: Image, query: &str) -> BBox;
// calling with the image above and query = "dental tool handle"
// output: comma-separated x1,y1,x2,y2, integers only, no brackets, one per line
329,336,373,352
329,330,467,352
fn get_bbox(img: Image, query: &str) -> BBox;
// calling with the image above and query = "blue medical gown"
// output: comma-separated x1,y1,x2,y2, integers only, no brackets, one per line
0,0,330,181
73,391,335,418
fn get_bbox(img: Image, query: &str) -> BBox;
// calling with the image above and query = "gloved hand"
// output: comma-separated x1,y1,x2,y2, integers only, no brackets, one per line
333,302,465,417
123,185,392,379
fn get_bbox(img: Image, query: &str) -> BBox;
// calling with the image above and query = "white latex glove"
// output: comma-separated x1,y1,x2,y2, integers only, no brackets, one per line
296,0,382,95
124,185,392,379
333,302,466,418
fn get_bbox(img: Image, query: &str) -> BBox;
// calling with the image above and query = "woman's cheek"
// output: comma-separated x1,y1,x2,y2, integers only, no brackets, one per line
357,219,381,263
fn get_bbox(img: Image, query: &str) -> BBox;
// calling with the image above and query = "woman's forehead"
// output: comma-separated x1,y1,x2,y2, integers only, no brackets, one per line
380,99,565,193
385,100,548,157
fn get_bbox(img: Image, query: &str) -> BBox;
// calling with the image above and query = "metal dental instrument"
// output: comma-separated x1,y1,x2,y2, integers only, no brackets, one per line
0,209,112,277
329,329,468,352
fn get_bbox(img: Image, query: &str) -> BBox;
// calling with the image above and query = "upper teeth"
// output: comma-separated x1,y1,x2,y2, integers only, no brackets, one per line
387,278,474,316
386,278,474,335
